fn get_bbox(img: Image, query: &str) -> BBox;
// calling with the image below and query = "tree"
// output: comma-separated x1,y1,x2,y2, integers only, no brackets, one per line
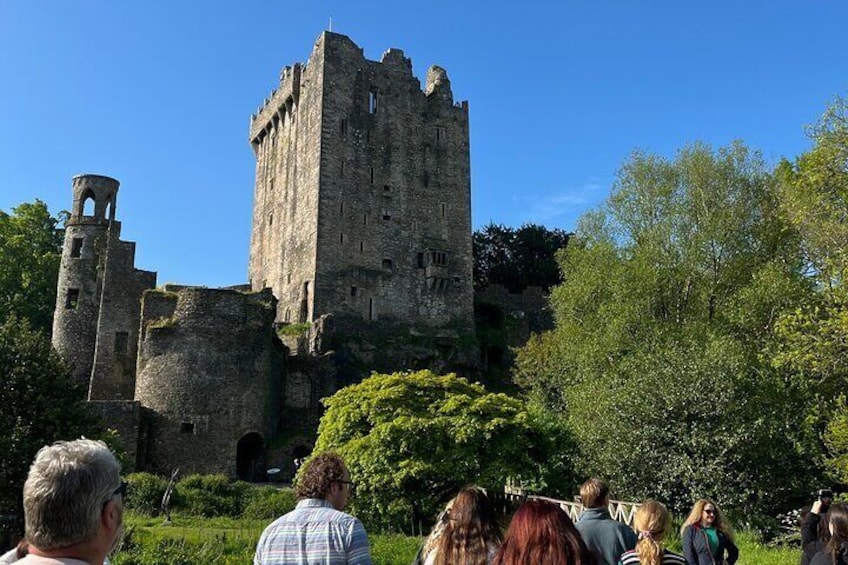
772,96,848,479
0,316,97,518
515,141,820,515
0,200,65,334
311,370,576,531
473,223,571,292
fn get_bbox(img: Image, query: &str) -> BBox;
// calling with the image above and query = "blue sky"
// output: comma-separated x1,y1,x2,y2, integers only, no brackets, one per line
1,1,846,287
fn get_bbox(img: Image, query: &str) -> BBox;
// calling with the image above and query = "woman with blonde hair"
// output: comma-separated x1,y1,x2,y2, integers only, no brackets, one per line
680,498,738,565
617,501,684,565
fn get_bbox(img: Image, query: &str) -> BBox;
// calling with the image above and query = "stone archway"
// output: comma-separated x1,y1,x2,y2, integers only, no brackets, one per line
236,432,264,482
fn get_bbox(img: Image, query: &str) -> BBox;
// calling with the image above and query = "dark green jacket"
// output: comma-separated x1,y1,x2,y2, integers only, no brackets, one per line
575,508,638,565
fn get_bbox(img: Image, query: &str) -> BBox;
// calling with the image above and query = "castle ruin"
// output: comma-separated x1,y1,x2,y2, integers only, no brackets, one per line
51,32,485,480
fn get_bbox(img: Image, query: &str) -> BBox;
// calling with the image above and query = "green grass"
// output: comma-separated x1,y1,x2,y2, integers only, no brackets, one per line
112,513,797,565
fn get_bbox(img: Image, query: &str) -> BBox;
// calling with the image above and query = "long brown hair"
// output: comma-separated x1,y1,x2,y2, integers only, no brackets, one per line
634,501,670,565
493,499,594,565
680,498,735,543
433,486,502,565
826,503,848,564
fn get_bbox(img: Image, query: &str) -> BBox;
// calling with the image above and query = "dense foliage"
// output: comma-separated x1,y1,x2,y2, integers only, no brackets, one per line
473,222,570,292
0,200,64,333
515,141,822,515
123,473,296,520
0,316,97,516
772,97,848,482
312,370,576,531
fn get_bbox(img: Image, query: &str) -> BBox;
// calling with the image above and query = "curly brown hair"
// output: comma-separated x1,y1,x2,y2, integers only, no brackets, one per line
295,452,347,500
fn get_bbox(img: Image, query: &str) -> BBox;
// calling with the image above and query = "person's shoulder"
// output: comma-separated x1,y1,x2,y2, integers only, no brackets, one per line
662,549,687,564
618,549,639,564
810,549,832,565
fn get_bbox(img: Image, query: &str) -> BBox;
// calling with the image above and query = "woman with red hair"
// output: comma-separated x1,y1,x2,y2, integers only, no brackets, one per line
494,499,596,565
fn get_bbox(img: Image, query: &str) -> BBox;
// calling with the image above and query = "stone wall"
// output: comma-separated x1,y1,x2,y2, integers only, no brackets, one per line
88,400,141,469
248,31,474,334
134,287,282,478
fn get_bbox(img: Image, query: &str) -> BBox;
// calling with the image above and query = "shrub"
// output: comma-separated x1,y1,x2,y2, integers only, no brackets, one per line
312,370,575,532
241,486,297,519
124,473,168,516
173,474,252,518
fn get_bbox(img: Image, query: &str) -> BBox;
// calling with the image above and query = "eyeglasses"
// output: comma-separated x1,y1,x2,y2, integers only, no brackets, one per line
337,479,356,494
103,481,128,509
703,509,716,515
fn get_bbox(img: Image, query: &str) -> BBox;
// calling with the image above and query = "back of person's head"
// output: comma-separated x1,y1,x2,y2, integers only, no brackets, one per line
24,438,121,551
580,478,609,509
494,499,594,565
633,501,670,565
295,452,347,500
434,486,501,565
827,503,848,564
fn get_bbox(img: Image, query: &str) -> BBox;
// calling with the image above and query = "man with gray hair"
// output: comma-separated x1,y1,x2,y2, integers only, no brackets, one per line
17,438,125,565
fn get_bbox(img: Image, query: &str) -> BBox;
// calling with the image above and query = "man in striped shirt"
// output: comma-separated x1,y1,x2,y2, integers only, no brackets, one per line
254,452,372,565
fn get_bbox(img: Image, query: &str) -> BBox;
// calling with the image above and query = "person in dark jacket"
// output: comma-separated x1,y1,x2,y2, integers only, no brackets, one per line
680,499,738,565
575,478,637,565
811,503,848,565
801,500,831,565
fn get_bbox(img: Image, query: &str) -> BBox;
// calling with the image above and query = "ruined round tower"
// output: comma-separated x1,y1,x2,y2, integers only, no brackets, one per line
52,174,120,389
52,174,156,399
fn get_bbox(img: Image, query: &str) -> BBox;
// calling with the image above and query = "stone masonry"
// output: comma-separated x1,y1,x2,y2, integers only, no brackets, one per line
51,32,500,479
248,32,474,333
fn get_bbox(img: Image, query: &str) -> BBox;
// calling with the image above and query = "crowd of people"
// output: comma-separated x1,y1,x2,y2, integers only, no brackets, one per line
3,441,845,565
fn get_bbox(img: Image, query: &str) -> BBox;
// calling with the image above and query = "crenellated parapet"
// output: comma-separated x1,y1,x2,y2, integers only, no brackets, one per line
249,63,302,145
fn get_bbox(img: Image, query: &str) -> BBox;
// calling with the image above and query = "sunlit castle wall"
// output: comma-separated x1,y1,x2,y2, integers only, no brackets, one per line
248,31,474,332
134,286,282,478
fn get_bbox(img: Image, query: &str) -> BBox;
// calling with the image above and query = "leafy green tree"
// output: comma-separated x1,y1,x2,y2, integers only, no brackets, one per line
0,316,97,517
0,200,65,334
311,370,576,531
516,142,819,515
473,223,571,292
772,96,848,479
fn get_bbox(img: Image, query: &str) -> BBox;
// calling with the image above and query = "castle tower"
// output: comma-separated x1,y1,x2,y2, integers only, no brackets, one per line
52,174,156,399
247,32,474,334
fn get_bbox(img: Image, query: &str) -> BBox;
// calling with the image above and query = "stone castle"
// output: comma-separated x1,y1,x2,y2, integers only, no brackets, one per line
50,32,548,480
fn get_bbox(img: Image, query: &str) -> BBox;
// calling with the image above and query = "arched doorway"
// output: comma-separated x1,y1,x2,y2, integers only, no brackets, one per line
236,432,264,481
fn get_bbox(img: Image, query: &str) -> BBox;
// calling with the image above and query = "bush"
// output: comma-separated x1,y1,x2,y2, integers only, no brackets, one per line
173,474,252,518
125,473,168,516
241,486,297,519
312,370,575,532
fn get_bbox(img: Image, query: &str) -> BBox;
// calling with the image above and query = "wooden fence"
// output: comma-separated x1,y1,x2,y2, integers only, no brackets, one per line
484,489,642,528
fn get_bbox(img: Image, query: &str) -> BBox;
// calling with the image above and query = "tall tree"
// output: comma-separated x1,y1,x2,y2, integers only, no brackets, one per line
516,142,819,514
473,222,570,292
772,96,848,480
0,200,65,334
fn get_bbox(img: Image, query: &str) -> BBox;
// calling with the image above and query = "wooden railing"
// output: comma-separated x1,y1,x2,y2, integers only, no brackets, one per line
484,489,642,528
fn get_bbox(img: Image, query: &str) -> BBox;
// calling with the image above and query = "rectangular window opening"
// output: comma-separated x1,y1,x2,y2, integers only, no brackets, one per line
382,210,391,221
359,241,364,253
368,91,377,114
180,422,195,434
340,161,345,177
417,253,425,269
340,118,348,137
350,286,357,297
70,237,83,258
114,331,129,354
66,289,80,310
368,298,375,320
363,213,368,225
340,232,344,245
383,185,391,196
340,202,344,215
370,167,374,184
382,259,393,270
